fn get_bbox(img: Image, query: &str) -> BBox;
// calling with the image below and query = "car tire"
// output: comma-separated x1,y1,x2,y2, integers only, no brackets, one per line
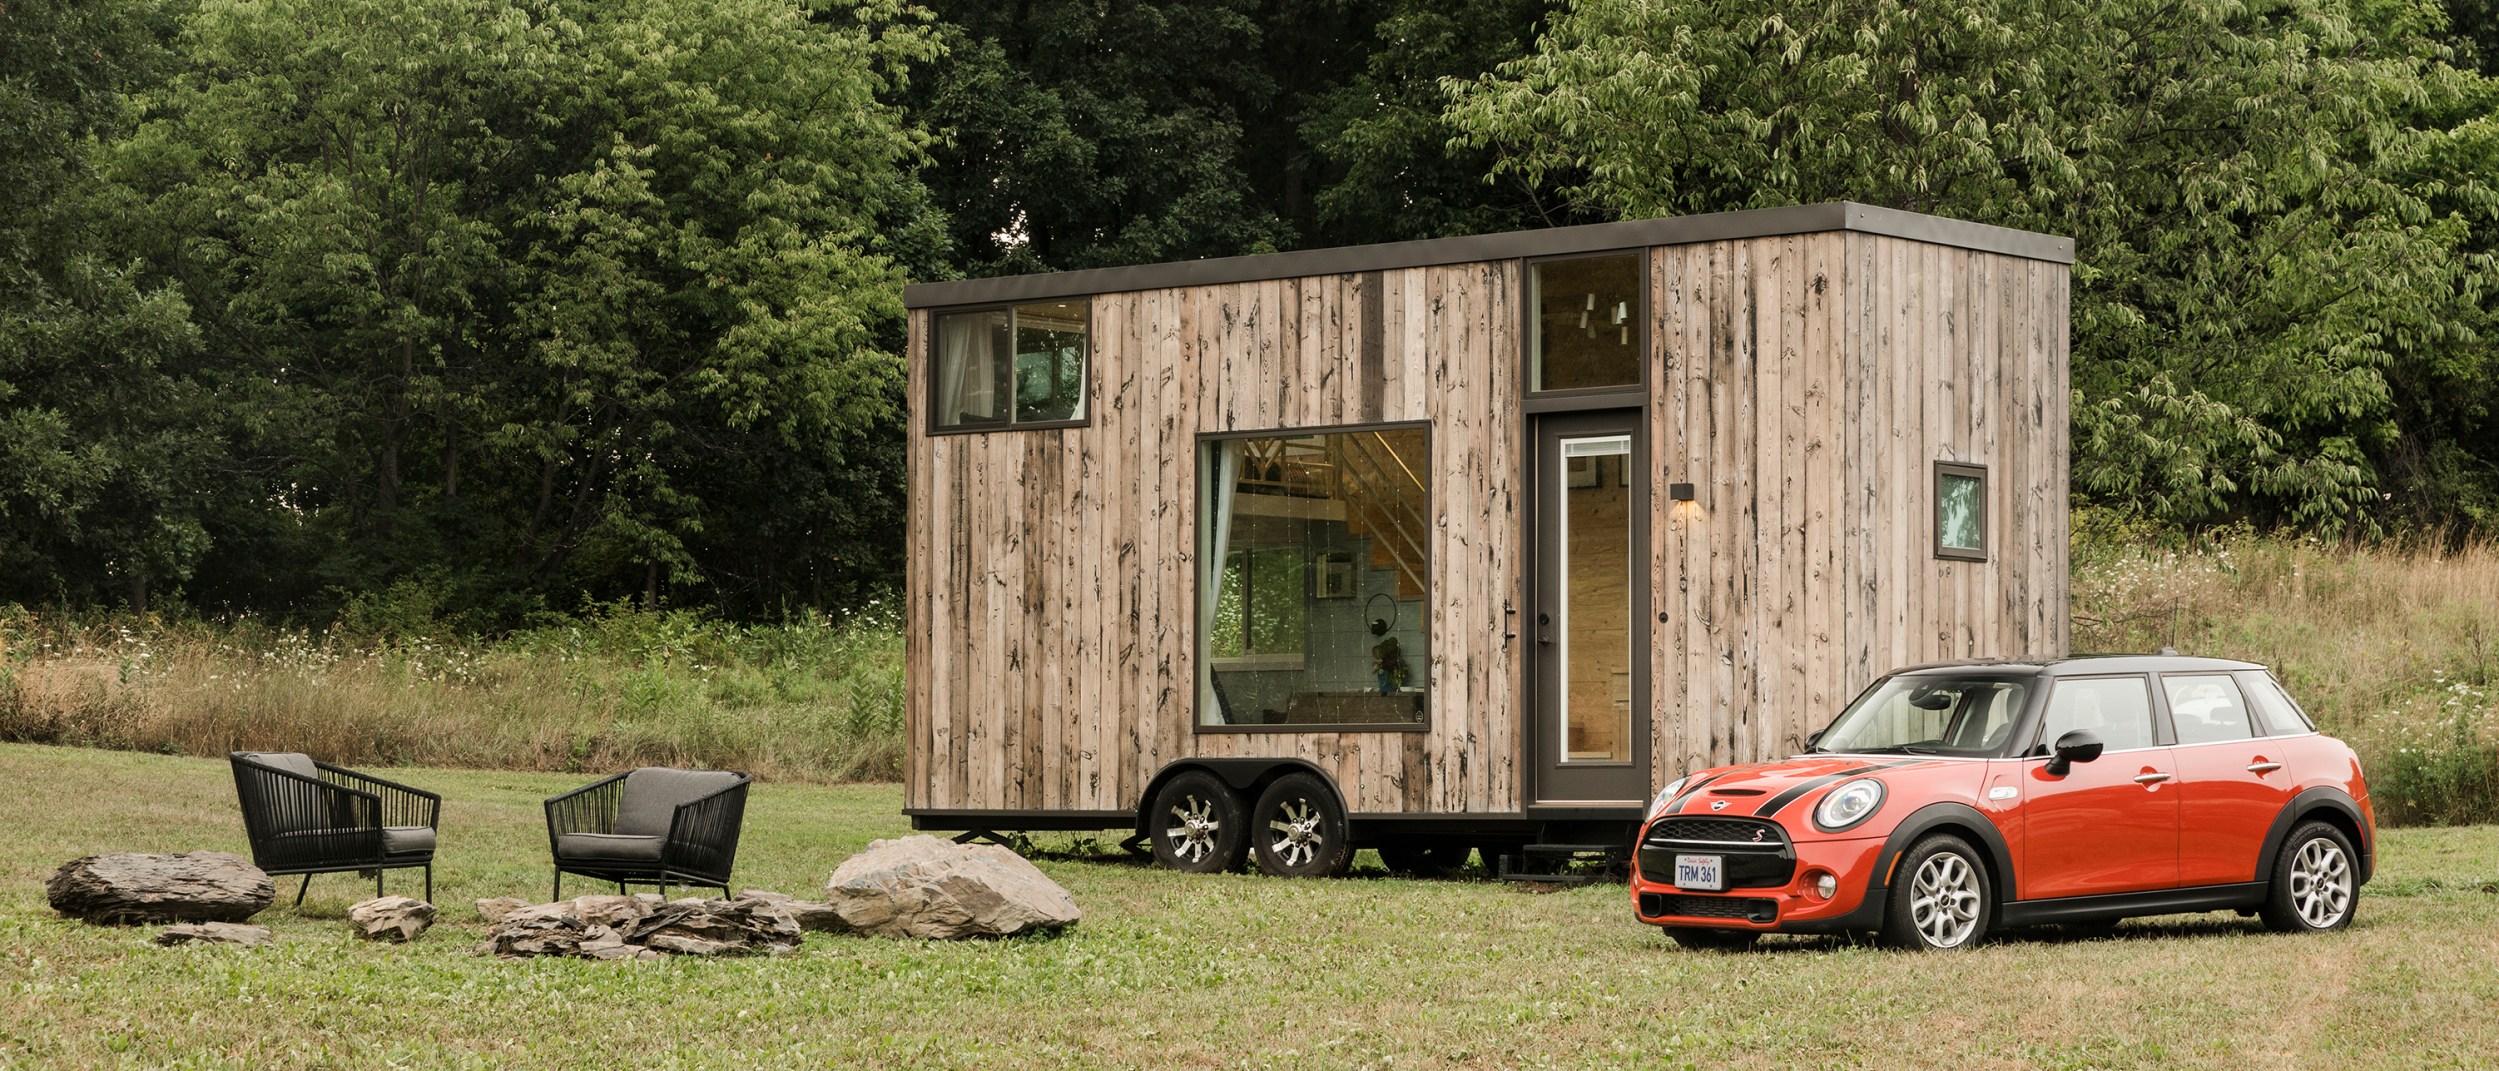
1881,834,1993,951
1666,927,1761,952
1377,843,1471,876
1147,770,1248,873
1249,774,1354,878
2260,820,2359,933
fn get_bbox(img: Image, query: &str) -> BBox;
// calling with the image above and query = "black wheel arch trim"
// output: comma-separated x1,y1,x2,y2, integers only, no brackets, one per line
2255,786,2373,886
1135,759,1348,835
1866,802,2017,898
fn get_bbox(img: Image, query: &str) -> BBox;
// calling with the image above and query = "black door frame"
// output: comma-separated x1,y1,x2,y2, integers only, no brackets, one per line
1524,408,1652,805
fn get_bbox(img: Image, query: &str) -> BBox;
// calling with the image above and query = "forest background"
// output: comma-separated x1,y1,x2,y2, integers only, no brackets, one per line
5,0,2497,625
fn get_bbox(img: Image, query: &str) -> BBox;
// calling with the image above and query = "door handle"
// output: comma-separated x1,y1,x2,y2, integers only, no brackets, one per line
2132,772,2172,785
2246,761,2283,775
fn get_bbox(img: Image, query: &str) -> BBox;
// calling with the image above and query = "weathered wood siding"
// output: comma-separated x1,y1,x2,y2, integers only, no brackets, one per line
908,265,1527,814
1646,235,2069,784
910,232,2069,815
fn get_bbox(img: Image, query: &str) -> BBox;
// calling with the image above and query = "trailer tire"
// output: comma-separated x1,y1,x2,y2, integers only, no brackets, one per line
1147,771,1248,873
1250,773,1354,878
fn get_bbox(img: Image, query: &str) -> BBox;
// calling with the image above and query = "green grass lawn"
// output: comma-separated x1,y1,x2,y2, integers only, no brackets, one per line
3,743,2496,1070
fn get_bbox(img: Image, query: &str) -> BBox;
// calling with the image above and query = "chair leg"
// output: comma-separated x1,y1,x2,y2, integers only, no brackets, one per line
376,868,385,900
295,874,312,907
552,872,562,904
424,864,433,904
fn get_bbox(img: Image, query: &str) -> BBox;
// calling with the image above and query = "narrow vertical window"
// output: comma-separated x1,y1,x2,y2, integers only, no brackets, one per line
1530,253,1642,392
1935,461,1987,561
931,301,1089,431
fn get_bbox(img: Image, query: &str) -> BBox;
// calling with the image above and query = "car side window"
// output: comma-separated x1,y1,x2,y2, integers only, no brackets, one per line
2162,674,2254,746
2236,671,2317,735
2035,676,2156,753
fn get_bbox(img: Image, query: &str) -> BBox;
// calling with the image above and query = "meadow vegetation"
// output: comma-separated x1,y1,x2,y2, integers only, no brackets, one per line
2072,519,2499,825
2,744,2494,1070
0,598,903,784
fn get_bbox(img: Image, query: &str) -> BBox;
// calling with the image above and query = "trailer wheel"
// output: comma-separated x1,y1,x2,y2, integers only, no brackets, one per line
1147,771,1248,873
1377,843,1471,876
1250,773,1353,878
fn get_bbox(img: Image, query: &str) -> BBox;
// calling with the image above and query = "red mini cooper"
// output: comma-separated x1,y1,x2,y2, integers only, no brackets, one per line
1632,655,2373,951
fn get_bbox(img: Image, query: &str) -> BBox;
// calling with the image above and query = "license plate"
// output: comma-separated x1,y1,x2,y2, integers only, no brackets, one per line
1674,854,1724,891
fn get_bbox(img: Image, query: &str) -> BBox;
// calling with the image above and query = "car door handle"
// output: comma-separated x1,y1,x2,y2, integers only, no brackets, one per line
2132,772,2173,785
2246,761,2283,774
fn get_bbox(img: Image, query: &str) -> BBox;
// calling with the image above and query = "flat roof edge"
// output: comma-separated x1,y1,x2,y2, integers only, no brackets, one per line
904,201,2074,309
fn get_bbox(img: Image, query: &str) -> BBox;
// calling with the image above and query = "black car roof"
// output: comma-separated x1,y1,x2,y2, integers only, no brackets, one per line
1887,654,2267,676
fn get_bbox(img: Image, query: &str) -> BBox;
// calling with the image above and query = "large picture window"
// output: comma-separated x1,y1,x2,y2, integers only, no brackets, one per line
931,301,1089,431
1199,426,1430,729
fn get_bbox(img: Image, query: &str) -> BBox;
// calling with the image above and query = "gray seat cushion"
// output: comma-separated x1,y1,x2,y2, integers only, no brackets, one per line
239,751,320,781
381,826,435,858
555,833,664,863
612,769,744,837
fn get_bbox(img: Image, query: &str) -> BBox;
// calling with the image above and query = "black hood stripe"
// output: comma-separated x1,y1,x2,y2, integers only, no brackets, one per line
1662,770,1733,813
1753,759,1928,818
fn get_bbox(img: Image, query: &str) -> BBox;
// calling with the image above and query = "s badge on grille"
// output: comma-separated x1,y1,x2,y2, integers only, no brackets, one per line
1709,799,1730,811
1751,828,1766,842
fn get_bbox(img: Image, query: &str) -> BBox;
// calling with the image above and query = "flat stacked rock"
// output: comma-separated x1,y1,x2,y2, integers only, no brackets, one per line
738,889,849,933
473,897,528,925
155,922,272,948
480,894,799,959
825,835,1081,939
348,896,437,942
47,852,274,924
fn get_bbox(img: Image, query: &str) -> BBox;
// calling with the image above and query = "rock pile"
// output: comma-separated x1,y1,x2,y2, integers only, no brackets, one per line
480,894,801,960
47,852,274,924
348,896,436,942
825,835,1082,939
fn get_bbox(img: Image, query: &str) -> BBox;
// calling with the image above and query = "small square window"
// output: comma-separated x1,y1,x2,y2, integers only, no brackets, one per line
932,301,1089,431
1530,253,1642,392
1935,461,1986,561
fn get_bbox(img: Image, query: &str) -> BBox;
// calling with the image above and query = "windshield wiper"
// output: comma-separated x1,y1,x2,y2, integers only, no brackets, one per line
1838,744,1941,755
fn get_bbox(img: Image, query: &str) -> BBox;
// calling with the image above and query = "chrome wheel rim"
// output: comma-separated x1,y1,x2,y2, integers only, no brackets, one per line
1163,794,1221,864
1267,797,1323,868
1909,851,1983,948
2289,837,2353,928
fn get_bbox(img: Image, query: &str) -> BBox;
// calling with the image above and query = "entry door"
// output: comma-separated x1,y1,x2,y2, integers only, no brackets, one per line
1529,410,1650,804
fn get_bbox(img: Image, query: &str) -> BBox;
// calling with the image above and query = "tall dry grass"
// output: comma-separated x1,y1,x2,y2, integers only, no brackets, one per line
2073,521,2499,825
0,603,904,784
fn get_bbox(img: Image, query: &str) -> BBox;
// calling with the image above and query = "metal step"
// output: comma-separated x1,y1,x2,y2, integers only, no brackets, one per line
1522,842,1624,856
1496,843,1628,885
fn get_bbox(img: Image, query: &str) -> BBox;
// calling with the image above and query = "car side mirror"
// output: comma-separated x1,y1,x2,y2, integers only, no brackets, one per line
2044,730,2104,777
1804,729,1823,749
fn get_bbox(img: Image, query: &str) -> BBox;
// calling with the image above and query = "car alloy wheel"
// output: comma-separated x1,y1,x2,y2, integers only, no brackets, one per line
1147,770,1248,873
2263,820,2359,933
1910,853,1984,948
1249,773,1352,877
1882,834,1992,951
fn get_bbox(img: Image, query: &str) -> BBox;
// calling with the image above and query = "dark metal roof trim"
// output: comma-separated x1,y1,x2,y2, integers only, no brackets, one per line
904,201,2074,309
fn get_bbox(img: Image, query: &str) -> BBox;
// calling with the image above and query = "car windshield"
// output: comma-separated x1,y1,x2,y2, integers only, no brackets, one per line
1809,674,2033,757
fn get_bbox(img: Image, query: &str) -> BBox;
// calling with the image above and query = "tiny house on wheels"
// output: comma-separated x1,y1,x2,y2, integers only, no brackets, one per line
900,202,2073,879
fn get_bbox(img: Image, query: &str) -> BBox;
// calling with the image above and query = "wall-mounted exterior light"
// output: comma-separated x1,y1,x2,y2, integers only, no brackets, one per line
1669,482,1696,503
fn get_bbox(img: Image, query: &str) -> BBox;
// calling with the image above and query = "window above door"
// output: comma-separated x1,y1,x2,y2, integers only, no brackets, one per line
1529,253,1645,394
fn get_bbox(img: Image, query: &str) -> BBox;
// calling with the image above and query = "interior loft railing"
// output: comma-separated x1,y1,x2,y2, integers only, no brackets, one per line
1334,433,1428,599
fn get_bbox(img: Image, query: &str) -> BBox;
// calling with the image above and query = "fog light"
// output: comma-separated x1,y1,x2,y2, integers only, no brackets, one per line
1811,872,1838,900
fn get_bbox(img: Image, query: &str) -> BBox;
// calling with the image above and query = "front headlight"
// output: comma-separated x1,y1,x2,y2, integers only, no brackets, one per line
1646,777,1688,817
1812,778,1886,832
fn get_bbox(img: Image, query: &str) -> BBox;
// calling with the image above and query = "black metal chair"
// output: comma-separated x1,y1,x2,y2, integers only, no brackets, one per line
544,768,750,901
229,751,441,904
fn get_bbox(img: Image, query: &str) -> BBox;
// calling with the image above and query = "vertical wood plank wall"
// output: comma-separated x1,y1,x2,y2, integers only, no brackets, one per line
1647,235,2069,785
909,232,2069,816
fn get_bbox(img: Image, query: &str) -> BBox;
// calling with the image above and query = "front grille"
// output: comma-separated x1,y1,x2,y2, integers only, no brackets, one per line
1638,816,1795,890
1645,817,1788,847
1640,893,1779,921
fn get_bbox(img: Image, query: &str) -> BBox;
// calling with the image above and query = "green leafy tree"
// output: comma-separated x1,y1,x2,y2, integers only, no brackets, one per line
108,0,934,621
0,0,212,610
1448,0,2499,535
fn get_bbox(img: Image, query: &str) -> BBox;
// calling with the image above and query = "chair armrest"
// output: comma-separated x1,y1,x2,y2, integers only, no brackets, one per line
230,757,383,862
315,762,442,830
544,771,630,846
661,775,751,881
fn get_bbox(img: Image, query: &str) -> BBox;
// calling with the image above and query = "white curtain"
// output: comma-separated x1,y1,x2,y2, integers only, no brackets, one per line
936,314,999,425
1197,441,1242,723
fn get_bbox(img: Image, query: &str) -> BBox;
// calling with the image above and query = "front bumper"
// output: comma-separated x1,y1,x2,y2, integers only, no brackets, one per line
1630,828,1890,935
